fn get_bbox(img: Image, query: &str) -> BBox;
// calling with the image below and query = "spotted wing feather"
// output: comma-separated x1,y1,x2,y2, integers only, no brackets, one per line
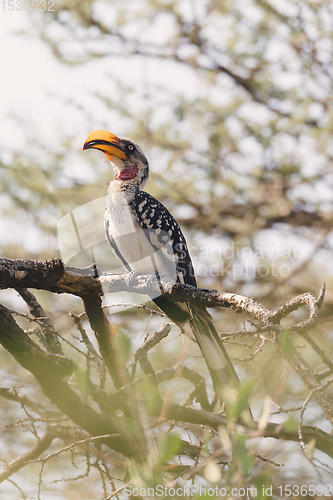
130,191,197,287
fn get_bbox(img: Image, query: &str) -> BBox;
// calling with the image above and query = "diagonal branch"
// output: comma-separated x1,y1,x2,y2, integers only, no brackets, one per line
0,433,54,484
167,404,333,460
15,287,63,356
275,330,333,425
0,303,137,459
0,258,328,429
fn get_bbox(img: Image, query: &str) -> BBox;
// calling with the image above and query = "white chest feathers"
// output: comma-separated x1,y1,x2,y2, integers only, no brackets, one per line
105,186,177,281
106,187,136,238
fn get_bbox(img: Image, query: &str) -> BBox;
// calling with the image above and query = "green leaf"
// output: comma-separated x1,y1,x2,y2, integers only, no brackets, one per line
156,431,181,465
114,329,132,364
136,378,162,415
282,414,298,433
74,368,89,395
280,330,294,359
223,380,255,422
232,433,256,479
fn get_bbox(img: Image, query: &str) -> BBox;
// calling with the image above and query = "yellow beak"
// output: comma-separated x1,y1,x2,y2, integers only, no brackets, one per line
83,130,127,161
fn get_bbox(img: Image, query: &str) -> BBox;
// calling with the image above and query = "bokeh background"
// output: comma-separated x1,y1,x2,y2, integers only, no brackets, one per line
1,1,333,498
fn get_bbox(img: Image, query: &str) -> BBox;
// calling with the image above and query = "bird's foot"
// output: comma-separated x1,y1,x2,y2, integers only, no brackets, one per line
146,272,161,286
144,272,163,293
147,272,174,294
125,270,140,290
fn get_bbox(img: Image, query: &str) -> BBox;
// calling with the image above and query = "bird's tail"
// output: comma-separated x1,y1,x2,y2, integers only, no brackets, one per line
189,308,253,424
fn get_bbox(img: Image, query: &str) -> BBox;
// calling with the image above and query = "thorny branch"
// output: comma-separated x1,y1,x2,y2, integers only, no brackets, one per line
0,257,331,488
0,257,325,330
0,258,329,403
0,433,54,484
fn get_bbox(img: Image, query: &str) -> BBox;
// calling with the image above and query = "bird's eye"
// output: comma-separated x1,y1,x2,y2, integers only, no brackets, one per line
127,144,134,151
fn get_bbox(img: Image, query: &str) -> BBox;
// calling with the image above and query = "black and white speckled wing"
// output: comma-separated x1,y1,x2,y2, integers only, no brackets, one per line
130,191,197,288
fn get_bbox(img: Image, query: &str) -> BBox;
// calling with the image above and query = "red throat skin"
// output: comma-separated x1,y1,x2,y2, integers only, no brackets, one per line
115,165,138,181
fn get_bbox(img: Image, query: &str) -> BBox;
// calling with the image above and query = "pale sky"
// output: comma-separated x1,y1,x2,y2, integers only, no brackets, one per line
0,8,203,150
1,10,115,148
0,6,330,262
0,8,200,257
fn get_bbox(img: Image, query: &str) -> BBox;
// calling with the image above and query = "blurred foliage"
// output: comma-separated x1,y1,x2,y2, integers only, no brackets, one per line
0,0,333,497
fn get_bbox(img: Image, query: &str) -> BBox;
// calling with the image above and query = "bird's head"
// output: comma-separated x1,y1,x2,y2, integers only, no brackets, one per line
83,130,149,187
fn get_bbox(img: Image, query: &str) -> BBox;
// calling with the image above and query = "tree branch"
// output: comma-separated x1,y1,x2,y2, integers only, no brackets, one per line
166,404,333,460
16,287,63,356
0,258,330,459
0,258,324,331
0,303,136,459
0,433,54,484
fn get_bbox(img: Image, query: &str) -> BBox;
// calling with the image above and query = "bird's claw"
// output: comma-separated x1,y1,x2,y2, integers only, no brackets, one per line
126,270,140,289
146,272,161,288
147,272,174,294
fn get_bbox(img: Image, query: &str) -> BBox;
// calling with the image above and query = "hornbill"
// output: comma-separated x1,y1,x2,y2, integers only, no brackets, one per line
83,130,251,419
